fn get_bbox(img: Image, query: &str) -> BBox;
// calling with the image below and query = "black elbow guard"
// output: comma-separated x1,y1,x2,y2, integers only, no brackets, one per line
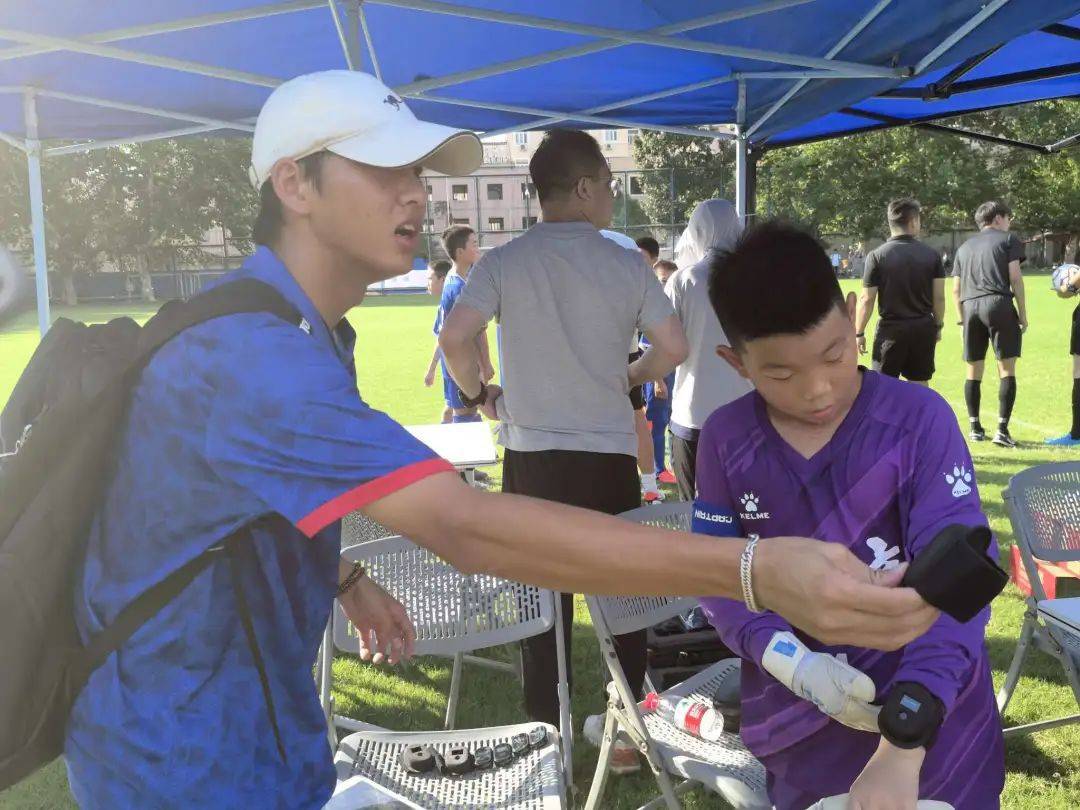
900,524,1008,623
878,681,945,750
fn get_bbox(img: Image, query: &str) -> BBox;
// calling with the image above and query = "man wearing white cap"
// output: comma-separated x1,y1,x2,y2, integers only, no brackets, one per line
63,71,936,808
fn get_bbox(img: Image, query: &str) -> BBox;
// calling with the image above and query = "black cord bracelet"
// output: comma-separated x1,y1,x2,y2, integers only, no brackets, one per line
337,561,366,596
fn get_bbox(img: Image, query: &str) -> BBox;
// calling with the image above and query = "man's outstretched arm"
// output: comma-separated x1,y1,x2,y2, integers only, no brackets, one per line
363,471,938,652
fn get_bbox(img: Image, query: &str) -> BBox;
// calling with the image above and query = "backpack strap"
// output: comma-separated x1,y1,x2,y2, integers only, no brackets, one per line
78,543,229,680
136,278,305,362
224,533,288,764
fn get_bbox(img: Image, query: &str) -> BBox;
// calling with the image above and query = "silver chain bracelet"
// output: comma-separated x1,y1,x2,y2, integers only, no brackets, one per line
740,533,763,613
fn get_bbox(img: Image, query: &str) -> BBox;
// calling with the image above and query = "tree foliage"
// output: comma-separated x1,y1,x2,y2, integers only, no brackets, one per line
632,100,1079,257
0,137,256,303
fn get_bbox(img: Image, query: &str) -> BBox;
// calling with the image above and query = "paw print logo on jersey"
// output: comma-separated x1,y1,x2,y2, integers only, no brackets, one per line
741,493,759,513
865,537,900,571
944,465,973,498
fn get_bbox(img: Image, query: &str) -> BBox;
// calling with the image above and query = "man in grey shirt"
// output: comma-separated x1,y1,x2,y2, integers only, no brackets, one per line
440,129,687,765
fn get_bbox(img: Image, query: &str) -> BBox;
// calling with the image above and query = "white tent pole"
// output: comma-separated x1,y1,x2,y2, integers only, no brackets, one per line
45,123,234,157
915,0,1012,74
372,0,905,77
23,90,50,337
396,0,818,95
357,1,383,81
735,134,748,224
0,129,26,151
416,94,730,140
0,26,280,89
0,1,325,63
480,74,741,139
327,0,357,70
747,0,894,138
735,81,748,224
31,89,255,132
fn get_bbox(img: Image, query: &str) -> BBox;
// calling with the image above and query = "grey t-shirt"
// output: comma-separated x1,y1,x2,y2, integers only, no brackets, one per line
952,228,1025,303
667,252,753,433
457,221,674,456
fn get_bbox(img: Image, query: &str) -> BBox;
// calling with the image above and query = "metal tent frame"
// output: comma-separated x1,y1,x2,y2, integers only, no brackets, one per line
0,0,1070,335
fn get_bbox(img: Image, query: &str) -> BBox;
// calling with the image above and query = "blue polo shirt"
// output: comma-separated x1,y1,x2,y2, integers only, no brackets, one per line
65,247,453,809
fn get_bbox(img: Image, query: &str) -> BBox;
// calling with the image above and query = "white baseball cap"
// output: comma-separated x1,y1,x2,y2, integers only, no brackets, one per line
249,70,482,189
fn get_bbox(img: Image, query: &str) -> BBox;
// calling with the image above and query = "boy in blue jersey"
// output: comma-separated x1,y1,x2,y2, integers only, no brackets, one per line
424,260,453,422
692,221,1004,810
439,225,493,423
61,72,939,809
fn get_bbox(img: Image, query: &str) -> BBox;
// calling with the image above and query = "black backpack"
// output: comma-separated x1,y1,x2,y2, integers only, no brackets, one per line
0,279,304,789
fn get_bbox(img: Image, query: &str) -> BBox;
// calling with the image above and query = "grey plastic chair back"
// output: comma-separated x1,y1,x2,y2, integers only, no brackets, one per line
591,503,698,636
341,510,394,547
1004,463,1080,603
333,536,555,659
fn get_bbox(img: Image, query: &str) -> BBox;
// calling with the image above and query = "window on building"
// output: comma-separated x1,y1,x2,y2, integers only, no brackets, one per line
520,181,536,200
423,218,435,231
452,184,469,201
629,175,644,196
451,217,470,226
487,183,503,201
604,129,618,142
488,217,504,232
628,129,640,145
426,184,433,200
521,216,538,229
514,132,528,146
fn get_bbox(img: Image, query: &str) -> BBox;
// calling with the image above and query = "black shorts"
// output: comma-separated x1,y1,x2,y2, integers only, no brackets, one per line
1072,305,1080,356
628,351,645,410
872,318,938,382
962,295,1022,363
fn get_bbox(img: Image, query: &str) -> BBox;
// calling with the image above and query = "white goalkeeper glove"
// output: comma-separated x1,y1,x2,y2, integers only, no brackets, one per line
761,630,880,732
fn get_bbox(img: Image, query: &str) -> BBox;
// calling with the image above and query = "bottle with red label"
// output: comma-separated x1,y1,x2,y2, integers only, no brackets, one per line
642,692,724,741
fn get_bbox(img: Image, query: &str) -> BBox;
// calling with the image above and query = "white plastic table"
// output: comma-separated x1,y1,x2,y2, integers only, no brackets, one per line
405,422,498,485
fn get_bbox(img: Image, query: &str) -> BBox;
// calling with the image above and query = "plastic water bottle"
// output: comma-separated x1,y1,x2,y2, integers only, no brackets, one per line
642,692,724,741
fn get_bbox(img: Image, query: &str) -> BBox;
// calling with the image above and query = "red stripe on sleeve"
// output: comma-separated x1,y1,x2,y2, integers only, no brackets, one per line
297,457,456,538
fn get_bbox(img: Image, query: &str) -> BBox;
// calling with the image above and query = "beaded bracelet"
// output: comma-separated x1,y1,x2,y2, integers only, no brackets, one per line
337,561,366,596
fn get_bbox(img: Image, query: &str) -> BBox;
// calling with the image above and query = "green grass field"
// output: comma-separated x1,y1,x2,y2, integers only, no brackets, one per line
1,278,1078,809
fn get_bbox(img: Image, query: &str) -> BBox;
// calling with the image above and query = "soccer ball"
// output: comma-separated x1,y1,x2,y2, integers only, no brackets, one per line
1051,263,1079,292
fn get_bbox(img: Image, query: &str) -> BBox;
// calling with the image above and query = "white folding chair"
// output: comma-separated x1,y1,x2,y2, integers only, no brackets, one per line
584,502,769,809
317,510,521,737
325,534,573,805
332,722,565,809
998,463,1080,736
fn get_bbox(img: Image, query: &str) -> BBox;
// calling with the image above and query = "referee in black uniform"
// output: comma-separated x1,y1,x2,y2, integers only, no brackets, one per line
855,198,945,386
952,200,1027,448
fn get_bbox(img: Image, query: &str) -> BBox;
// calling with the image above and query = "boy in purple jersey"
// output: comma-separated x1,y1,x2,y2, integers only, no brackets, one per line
693,222,1004,810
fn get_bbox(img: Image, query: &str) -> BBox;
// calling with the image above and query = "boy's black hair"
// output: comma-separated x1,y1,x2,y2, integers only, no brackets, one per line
974,200,1012,228
887,197,921,229
528,129,607,203
430,260,452,278
252,152,327,247
635,236,660,259
441,224,475,262
708,220,845,350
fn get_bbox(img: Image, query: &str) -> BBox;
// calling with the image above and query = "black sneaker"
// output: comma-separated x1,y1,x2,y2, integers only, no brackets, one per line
969,425,987,442
993,430,1017,448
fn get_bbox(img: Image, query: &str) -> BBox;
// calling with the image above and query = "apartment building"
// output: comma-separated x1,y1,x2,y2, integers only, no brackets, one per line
420,128,650,257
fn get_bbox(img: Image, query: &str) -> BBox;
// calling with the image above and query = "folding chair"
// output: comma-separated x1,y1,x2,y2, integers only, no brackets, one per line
325,534,573,805
584,502,769,809
997,462,1080,736
316,510,522,737
315,511,395,744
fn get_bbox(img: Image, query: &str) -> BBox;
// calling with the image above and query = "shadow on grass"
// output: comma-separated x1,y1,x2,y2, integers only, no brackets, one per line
1004,731,1075,779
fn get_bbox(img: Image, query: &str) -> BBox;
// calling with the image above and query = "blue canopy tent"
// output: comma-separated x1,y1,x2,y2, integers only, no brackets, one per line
1,1,1078,336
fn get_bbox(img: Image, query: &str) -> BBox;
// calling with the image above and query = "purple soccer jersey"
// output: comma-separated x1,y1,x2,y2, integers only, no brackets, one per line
694,371,1004,810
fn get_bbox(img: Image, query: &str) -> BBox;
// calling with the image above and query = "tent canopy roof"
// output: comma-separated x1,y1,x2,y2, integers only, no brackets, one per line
1,1,1078,154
